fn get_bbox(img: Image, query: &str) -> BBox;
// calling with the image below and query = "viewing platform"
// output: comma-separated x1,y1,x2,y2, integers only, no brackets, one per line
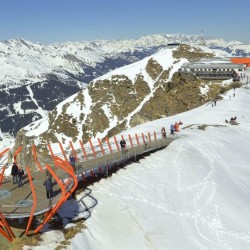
0,131,173,241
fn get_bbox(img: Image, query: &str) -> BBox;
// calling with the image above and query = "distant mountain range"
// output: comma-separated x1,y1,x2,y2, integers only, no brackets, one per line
0,33,249,146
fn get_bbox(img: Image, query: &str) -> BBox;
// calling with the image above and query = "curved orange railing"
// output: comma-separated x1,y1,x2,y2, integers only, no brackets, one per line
25,166,37,235
0,212,15,242
34,157,78,234
0,166,6,186
32,145,44,173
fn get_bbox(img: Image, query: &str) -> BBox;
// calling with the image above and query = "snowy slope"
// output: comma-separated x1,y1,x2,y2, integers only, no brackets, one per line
24,75,250,250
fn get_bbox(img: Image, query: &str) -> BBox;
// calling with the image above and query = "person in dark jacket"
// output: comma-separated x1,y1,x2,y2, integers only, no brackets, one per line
44,177,53,199
11,162,18,184
69,154,76,170
170,124,175,135
120,139,126,152
17,166,24,187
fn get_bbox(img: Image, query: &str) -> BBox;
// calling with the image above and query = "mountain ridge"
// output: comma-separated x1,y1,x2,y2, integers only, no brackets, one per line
0,33,249,146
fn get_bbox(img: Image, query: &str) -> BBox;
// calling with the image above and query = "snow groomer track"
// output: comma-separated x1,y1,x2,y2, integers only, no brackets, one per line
0,131,172,241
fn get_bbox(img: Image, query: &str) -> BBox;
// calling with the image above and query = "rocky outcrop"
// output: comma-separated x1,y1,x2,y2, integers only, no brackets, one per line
173,44,214,61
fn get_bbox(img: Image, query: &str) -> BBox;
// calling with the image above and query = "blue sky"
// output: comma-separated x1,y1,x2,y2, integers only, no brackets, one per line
1,0,250,44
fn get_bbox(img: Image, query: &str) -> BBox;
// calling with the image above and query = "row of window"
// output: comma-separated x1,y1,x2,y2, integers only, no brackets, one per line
190,68,235,72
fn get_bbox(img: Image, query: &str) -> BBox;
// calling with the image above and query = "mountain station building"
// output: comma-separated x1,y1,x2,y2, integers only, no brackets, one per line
179,57,248,81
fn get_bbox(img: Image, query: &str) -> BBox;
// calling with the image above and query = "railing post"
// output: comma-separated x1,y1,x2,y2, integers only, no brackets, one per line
0,212,15,242
135,133,140,146
106,137,113,153
25,166,37,235
13,146,23,163
79,140,88,160
154,131,157,142
0,166,6,186
69,141,78,161
98,138,105,156
32,145,44,173
59,142,68,162
89,139,96,158
148,132,151,143
114,136,120,152
128,134,133,148
0,148,10,157
47,143,56,165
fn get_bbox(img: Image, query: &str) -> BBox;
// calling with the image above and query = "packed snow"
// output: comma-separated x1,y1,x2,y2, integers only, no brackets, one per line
23,79,250,250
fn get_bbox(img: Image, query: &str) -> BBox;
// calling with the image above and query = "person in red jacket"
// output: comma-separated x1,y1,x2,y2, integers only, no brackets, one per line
161,127,166,138
174,122,180,132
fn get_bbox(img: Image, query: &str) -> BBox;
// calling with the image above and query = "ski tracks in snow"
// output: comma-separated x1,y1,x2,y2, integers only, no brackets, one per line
173,138,235,249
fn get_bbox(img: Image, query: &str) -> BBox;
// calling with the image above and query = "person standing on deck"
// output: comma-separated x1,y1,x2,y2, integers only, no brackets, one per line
11,162,18,184
17,166,24,187
44,177,53,199
120,139,126,152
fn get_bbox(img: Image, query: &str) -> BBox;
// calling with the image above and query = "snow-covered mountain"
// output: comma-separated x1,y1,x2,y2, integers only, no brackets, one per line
12,44,240,167
1,33,249,144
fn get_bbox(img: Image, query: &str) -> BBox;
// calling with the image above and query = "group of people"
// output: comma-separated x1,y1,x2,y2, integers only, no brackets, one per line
11,162,24,187
162,121,183,137
225,116,238,125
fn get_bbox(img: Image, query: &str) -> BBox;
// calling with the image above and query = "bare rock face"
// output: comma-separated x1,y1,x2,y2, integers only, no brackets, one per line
145,58,163,80
173,44,214,61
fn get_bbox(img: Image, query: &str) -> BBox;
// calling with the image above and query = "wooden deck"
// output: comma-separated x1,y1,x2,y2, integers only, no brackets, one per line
0,136,172,219
0,166,67,219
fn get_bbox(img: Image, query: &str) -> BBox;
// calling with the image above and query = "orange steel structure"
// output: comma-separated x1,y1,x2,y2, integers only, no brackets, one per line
0,130,171,242
34,157,78,233
231,58,250,67
0,148,10,186
0,145,78,241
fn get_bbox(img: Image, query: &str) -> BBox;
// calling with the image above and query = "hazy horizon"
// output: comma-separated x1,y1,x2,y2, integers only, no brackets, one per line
1,0,250,44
